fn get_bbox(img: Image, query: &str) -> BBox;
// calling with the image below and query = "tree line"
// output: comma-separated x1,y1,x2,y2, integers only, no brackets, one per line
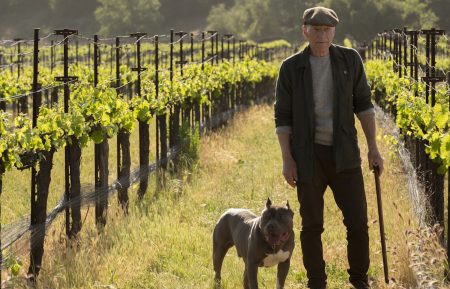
1,0,449,43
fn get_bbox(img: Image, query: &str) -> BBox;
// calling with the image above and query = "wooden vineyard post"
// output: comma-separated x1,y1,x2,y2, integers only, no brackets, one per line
0,33,5,286
190,32,194,63
130,32,149,200
200,31,205,135
28,28,56,281
215,32,219,65
29,28,41,280
54,29,79,238
93,34,109,229
221,35,224,63
175,31,188,129
206,31,217,131
405,29,421,171
16,39,28,115
191,32,201,130
116,36,131,213
421,28,446,228
447,71,450,279
169,29,175,148
402,27,407,78
155,34,167,174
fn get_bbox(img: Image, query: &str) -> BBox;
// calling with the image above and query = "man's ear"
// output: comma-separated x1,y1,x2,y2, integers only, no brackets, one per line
302,24,309,39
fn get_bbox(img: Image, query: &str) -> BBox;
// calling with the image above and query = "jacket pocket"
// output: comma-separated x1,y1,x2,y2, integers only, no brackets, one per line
341,126,360,161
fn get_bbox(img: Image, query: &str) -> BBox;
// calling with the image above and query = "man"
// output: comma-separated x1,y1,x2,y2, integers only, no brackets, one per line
274,6,384,289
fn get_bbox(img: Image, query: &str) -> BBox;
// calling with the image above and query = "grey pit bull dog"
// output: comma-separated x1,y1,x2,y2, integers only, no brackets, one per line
212,198,295,289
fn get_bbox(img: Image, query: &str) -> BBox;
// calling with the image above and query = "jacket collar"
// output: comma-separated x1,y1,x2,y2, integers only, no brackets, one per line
295,44,343,69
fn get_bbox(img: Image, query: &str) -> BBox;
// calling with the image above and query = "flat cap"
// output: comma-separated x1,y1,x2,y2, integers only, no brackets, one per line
303,6,339,27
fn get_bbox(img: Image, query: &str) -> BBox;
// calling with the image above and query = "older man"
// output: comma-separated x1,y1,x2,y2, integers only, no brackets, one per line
274,6,384,289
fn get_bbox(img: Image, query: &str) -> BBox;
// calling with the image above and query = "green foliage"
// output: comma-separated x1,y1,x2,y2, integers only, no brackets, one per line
49,0,99,33
95,0,163,36
0,58,278,171
0,0,448,41
0,66,69,103
177,122,200,170
207,0,306,42
428,0,450,31
383,134,400,161
259,39,292,49
343,38,353,48
366,60,449,173
319,0,439,41
70,84,135,143
206,0,444,43
4,254,23,277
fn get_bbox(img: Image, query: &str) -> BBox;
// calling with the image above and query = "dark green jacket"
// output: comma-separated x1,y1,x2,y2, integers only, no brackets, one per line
274,44,373,183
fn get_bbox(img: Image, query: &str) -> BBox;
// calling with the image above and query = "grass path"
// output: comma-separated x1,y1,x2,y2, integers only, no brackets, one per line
5,103,421,288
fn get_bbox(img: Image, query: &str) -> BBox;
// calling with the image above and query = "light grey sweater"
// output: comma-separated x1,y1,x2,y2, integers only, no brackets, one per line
276,55,374,145
310,54,334,145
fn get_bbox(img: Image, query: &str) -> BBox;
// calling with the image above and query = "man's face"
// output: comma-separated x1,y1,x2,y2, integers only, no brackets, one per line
302,25,335,52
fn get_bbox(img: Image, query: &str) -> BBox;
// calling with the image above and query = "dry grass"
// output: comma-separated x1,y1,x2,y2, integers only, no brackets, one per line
1,103,447,288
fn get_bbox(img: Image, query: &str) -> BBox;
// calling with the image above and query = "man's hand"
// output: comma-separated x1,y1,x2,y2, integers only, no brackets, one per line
276,131,298,187
368,149,384,176
282,155,298,187
357,111,384,176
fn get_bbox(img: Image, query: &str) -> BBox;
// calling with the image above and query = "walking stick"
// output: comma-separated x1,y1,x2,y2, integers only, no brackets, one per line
373,164,389,284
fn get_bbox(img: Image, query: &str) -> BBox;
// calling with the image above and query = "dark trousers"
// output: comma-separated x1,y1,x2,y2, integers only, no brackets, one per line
297,143,370,289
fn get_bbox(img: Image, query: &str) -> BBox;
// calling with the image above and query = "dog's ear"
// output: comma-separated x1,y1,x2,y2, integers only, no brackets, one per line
266,198,272,209
286,200,290,209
